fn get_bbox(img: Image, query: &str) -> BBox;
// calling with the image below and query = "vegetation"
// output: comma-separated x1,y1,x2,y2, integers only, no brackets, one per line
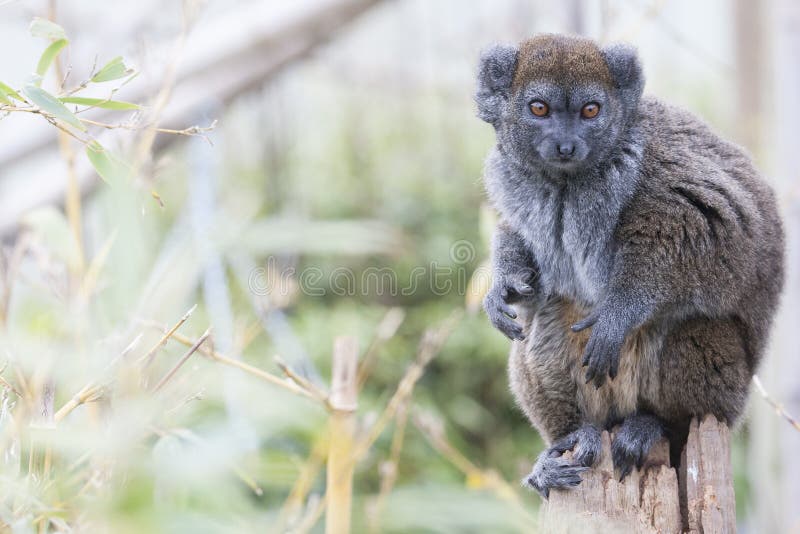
0,4,796,533
0,13,541,533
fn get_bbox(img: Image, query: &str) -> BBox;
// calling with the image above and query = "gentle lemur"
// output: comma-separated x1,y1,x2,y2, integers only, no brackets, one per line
476,34,784,497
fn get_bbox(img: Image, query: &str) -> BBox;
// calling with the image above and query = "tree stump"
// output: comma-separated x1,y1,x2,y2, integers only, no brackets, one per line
540,415,735,533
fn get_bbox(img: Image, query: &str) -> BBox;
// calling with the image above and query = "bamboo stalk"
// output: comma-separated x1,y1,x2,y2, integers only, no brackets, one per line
298,311,463,533
325,336,359,534
50,0,85,274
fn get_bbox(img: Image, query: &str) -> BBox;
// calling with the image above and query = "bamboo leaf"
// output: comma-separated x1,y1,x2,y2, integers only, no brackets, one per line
91,57,132,83
23,84,86,131
29,17,66,40
59,96,140,110
0,81,24,103
85,141,130,184
36,39,68,78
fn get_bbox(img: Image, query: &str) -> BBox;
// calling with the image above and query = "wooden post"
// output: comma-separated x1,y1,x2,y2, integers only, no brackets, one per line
540,414,734,533
326,336,359,534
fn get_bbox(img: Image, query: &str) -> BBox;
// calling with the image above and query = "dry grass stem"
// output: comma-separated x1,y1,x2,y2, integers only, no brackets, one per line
139,304,197,367
368,397,410,533
152,329,210,392
275,356,331,408
141,322,325,403
356,307,405,389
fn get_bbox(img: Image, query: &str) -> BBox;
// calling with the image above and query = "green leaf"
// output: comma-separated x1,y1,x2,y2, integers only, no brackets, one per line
22,84,86,131
36,39,68,78
91,57,132,83
59,96,140,110
29,17,66,40
0,81,24,103
85,141,130,184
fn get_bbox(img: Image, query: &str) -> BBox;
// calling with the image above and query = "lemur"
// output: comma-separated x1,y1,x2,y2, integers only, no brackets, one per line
476,34,784,496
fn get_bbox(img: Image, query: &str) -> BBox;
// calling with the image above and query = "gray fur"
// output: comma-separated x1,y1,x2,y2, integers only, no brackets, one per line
478,35,785,496
475,44,518,124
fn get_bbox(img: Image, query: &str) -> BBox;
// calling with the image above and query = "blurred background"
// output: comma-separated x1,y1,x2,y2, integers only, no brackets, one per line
0,0,798,532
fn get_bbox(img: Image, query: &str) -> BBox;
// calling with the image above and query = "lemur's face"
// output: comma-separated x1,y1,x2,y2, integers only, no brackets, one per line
500,81,623,172
475,34,644,176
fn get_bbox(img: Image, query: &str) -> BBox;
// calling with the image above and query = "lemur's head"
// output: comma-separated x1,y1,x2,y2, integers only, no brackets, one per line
476,34,643,173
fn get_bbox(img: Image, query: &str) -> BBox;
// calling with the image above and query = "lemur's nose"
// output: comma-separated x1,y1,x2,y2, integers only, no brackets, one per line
558,143,575,158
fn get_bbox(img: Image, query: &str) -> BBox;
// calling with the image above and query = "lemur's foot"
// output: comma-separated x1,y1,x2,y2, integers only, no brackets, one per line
523,424,601,498
611,414,664,480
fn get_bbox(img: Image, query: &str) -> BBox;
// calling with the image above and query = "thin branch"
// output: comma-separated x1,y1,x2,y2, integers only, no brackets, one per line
55,304,192,423
357,307,405,389
753,375,800,432
368,397,410,533
164,389,205,416
54,330,142,423
274,356,331,408
79,117,217,143
139,304,197,367
152,328,210,392
141,322,325,404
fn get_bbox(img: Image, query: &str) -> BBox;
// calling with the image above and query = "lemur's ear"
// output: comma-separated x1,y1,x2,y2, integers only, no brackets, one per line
602,43,644,105
475,44,519,125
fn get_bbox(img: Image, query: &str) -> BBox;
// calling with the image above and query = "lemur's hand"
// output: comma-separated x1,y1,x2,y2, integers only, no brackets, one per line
571,312,626,388
484,271,537,341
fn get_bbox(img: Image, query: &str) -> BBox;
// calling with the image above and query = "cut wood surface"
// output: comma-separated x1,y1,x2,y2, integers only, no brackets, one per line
540,414,735,533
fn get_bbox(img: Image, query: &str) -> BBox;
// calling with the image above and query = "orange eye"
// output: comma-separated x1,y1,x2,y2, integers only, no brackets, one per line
581,102,600,118
529,100,549,117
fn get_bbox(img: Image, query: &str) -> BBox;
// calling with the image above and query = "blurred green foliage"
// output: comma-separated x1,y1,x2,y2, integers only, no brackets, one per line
0,7,763,533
